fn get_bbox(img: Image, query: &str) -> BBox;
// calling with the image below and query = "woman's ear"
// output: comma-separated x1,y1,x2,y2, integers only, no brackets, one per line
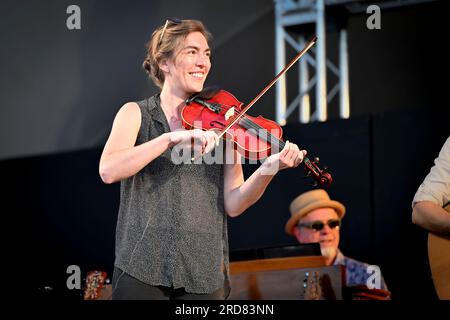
159,58,170,73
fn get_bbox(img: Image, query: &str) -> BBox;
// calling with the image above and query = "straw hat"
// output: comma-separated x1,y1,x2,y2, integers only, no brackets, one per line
285,189,346,235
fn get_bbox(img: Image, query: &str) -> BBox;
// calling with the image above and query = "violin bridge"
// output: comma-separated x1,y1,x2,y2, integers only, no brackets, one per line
224,107,235,121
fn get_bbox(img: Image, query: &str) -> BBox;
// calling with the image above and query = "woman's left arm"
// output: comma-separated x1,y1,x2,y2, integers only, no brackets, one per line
223,141,306,217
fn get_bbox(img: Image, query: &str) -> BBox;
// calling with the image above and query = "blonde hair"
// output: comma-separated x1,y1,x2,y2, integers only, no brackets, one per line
142,19,212,89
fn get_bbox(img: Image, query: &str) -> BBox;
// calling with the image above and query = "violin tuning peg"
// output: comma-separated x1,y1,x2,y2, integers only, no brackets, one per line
314,157,320,163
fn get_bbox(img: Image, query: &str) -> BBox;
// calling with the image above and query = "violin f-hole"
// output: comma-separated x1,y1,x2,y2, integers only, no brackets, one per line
210,120,225,128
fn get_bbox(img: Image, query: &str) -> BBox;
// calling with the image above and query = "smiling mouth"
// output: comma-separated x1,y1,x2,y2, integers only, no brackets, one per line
189,72,205,79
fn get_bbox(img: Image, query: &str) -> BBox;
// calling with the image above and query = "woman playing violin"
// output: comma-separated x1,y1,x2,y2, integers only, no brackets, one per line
99,18,307,300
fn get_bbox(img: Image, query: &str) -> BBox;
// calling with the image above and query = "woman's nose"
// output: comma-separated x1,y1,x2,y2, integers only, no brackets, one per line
196,55,209,67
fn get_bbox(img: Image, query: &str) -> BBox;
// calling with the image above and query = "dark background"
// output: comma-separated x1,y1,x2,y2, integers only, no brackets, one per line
1,0,448,300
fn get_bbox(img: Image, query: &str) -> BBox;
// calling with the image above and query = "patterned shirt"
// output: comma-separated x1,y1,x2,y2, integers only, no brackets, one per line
334,250,388,290
114,94,229,294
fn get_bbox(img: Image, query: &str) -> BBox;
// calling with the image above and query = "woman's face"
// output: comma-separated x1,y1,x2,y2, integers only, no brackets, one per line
163,31,211,97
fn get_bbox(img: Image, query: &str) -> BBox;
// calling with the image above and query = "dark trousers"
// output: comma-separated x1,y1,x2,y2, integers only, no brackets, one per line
112,267,227,300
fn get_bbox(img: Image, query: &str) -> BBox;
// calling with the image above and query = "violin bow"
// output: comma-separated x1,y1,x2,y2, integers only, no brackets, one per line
216,36,332,186
216,36,317,139
190,36,332,186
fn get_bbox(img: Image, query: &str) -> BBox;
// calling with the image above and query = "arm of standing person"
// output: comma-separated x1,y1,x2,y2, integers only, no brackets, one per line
223,141,306,217
412,137,450,234
99,102,218,184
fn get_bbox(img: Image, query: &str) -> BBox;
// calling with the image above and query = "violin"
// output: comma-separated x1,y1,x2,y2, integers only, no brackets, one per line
182,89,332,186
183,88,280,160
181,36,332,187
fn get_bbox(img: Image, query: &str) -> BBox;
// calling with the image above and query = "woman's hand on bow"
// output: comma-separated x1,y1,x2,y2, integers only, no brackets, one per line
169,129,220,155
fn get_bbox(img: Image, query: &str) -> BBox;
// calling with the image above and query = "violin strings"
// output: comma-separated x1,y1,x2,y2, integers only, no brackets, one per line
231,116,316,171
199,102,317,171
201,101,286,150
221,107,286,150
237,117,314,166
238,116,285,150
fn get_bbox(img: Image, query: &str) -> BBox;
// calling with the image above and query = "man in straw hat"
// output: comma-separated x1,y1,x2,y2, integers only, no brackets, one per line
286,189,388,291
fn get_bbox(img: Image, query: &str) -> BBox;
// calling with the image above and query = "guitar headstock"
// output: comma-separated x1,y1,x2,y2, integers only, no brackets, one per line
83,270,108,300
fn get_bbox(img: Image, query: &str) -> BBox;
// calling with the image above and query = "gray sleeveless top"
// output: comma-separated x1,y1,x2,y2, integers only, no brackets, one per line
114,94,229,294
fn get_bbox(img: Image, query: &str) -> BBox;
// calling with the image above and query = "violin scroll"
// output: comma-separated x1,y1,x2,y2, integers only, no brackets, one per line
303,157,333,187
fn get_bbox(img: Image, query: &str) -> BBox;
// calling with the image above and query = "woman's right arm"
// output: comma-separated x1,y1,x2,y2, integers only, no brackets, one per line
99,102,171,184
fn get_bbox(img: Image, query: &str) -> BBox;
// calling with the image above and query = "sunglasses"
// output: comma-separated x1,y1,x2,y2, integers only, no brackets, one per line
159,17,183,44
298,219,341,232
